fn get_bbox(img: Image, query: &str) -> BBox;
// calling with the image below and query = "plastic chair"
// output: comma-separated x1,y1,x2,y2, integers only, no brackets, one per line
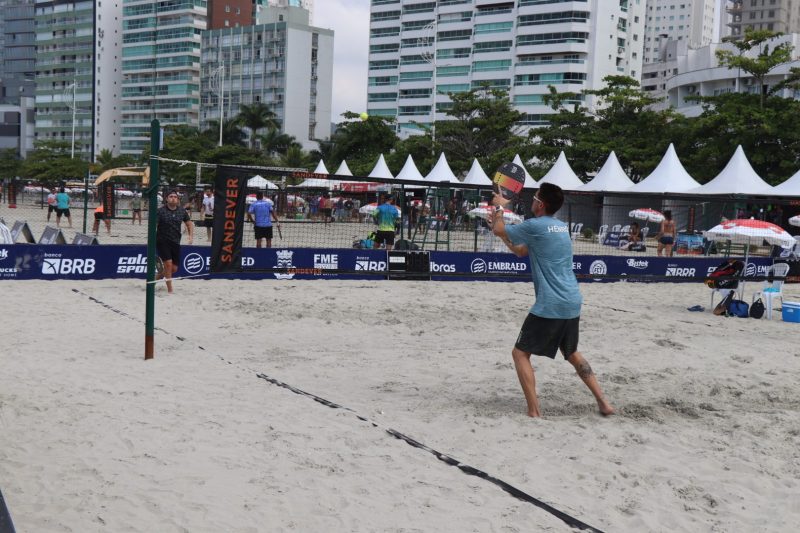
611,224,622,233
596,224,608,244
619,224,630,236
641,226,650,241
570,222,583,241
751,263,790,319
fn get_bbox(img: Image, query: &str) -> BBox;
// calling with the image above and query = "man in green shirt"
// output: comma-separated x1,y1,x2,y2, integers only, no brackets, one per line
372,195,399,250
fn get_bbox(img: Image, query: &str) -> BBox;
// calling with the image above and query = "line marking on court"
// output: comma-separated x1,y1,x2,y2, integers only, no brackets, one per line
71,288,605,532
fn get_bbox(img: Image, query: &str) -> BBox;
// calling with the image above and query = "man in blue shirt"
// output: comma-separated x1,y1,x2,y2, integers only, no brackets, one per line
247,191,280,248
490,183,614,418
373,195,399,250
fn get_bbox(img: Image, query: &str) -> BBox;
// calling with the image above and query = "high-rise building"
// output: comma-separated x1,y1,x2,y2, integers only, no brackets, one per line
0,0,36,104
200,4,332,150
34,0,92,157
208,0,252,29
120,0,207,156
726,0,800,38
367,0,645,136
643,0,716,63
264,0,313,24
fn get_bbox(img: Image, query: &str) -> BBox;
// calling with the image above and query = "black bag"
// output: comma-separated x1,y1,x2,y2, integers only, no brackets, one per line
713,290,735,316
705,260,744,289
749,298,765,319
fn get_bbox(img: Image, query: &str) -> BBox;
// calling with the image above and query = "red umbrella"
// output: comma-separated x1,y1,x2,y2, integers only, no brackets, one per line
703,218,795,248
629,208,664,223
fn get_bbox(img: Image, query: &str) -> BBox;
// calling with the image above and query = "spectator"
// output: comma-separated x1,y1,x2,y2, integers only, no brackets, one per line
657,210,676,257
200,187,214,241
92,203,111,235
46,189,58,222
131,193,143,225
619,222,643,251
373,195,399,250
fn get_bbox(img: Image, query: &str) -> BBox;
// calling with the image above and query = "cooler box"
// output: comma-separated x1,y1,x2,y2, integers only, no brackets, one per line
783,301,800,323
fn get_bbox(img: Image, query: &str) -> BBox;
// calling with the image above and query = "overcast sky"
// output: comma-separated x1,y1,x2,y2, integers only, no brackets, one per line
314,1,370,121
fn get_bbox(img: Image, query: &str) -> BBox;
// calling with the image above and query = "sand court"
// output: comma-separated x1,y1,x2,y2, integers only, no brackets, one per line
1,279,799,532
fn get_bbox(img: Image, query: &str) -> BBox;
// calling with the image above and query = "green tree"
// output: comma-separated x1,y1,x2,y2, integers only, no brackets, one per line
716,29,798,109
238,102,279,149
90,148,137,174
434,87,526,176
387,133,436,177
0,148,21,180
258,128,300,157
327,111,398,176
203,117,247,147
157,125,216,185
21,140,89,184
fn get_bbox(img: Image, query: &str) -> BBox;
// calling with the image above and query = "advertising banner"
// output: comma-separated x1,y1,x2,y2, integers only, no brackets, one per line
210,166,250,273
0,243,777,283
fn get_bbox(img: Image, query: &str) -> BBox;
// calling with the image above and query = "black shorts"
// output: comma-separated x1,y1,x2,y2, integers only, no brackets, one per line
254,225,273,240
515,313,580,359
57,208,70,217
204,215,213,227
660,236,674,245
94,212,104,220
48,205,56,213
156,239,181,263
374,230,395,246
321,208,332,218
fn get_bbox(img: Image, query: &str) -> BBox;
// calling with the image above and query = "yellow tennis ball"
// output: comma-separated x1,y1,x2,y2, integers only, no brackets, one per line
360,112,369,121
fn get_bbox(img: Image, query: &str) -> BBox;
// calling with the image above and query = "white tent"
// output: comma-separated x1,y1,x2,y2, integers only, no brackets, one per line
312,160,329,174
537,152,584,190
334,160,353,176
426,153,459,183
463,159,492,186
247,175,278,190
578,152,634,192
629,144,700,193
395,155,427,189
513,154,538,189
771,167,800,196
368,154,394,180
689,145,773,195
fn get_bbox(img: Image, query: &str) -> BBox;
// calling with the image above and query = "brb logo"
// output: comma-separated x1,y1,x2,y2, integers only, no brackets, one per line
589,260,607,276
41,254,95,275
626,259,649,270
355,256,387,271
665,265,695,277
117,254,148,274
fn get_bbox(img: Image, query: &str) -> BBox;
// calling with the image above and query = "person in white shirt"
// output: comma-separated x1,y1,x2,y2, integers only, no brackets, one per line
200,187,214,241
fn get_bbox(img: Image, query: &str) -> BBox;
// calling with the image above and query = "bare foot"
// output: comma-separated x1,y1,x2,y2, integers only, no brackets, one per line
598,400,615,416
526,408,542,418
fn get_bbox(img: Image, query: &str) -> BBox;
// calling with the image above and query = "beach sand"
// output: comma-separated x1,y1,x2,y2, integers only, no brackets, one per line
1,279,799,532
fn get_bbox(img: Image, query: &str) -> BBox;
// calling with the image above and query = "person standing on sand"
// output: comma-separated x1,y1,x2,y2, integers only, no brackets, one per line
156,190,193,293
489,183,614,418
55,187,72,228
46,190,57,222
657,210,676,257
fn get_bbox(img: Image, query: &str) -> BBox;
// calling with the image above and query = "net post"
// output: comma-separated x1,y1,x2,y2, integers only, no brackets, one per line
145,119,160,360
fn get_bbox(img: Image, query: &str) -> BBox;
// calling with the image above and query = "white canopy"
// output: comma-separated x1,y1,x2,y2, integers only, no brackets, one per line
463,159,492,186
689,146,773,195
312,160,329,174
247,175,278,190
578,152,634,192
629,144,700,193
537,152,584,190
395,155,426,182
771,167,800,197
513,154,538,189
368,154,394,180
334,160,353,176
426,153,459,183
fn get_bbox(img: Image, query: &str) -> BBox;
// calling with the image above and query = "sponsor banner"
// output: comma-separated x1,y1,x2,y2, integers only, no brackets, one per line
211,165,250,273
0,244,776,282
100,182,116,218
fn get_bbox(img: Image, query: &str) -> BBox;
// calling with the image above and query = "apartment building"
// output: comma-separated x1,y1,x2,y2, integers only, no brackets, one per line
200,5,332,150
120,0,207,156
367,0,646,136
0,0,36,104
643,0,716,63
726,0,800,38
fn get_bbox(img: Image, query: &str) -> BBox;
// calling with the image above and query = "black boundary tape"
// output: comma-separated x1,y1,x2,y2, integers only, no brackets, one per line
72,289,605,533
0,489,16,533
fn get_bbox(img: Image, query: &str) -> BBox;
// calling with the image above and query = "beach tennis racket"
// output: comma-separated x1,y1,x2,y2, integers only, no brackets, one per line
492,162,526,208
155,257,165,277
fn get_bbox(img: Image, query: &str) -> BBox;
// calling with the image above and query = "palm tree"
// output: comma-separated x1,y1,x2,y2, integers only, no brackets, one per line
238,102,279,149
204,118,247,147
258,128,300,157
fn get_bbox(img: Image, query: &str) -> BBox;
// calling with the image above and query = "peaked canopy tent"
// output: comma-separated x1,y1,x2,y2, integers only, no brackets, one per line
628,144,702,232
426,153,460,184
367,154,394,193
771,167,800,197
294,160,335,189
688,146,773,196
247,175,278,190
331,160,382,193
512,154,538,189
463,159,492,186
395,155,428,190
537,152,584,190
575,152,638,233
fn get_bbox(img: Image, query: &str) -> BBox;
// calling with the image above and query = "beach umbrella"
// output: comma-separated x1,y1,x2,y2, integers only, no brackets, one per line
359,202,401,216
245,194,274,205
789,215,800,227
468,205,523,225
629,208,664,223
703,219,795,248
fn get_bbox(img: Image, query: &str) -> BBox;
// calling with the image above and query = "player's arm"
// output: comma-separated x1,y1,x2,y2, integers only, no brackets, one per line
490,194,527,257
246,206,254,223
271,210,280,226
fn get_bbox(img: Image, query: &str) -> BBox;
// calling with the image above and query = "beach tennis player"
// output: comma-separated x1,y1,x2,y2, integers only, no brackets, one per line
490,183,614,417
156,190,193,293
